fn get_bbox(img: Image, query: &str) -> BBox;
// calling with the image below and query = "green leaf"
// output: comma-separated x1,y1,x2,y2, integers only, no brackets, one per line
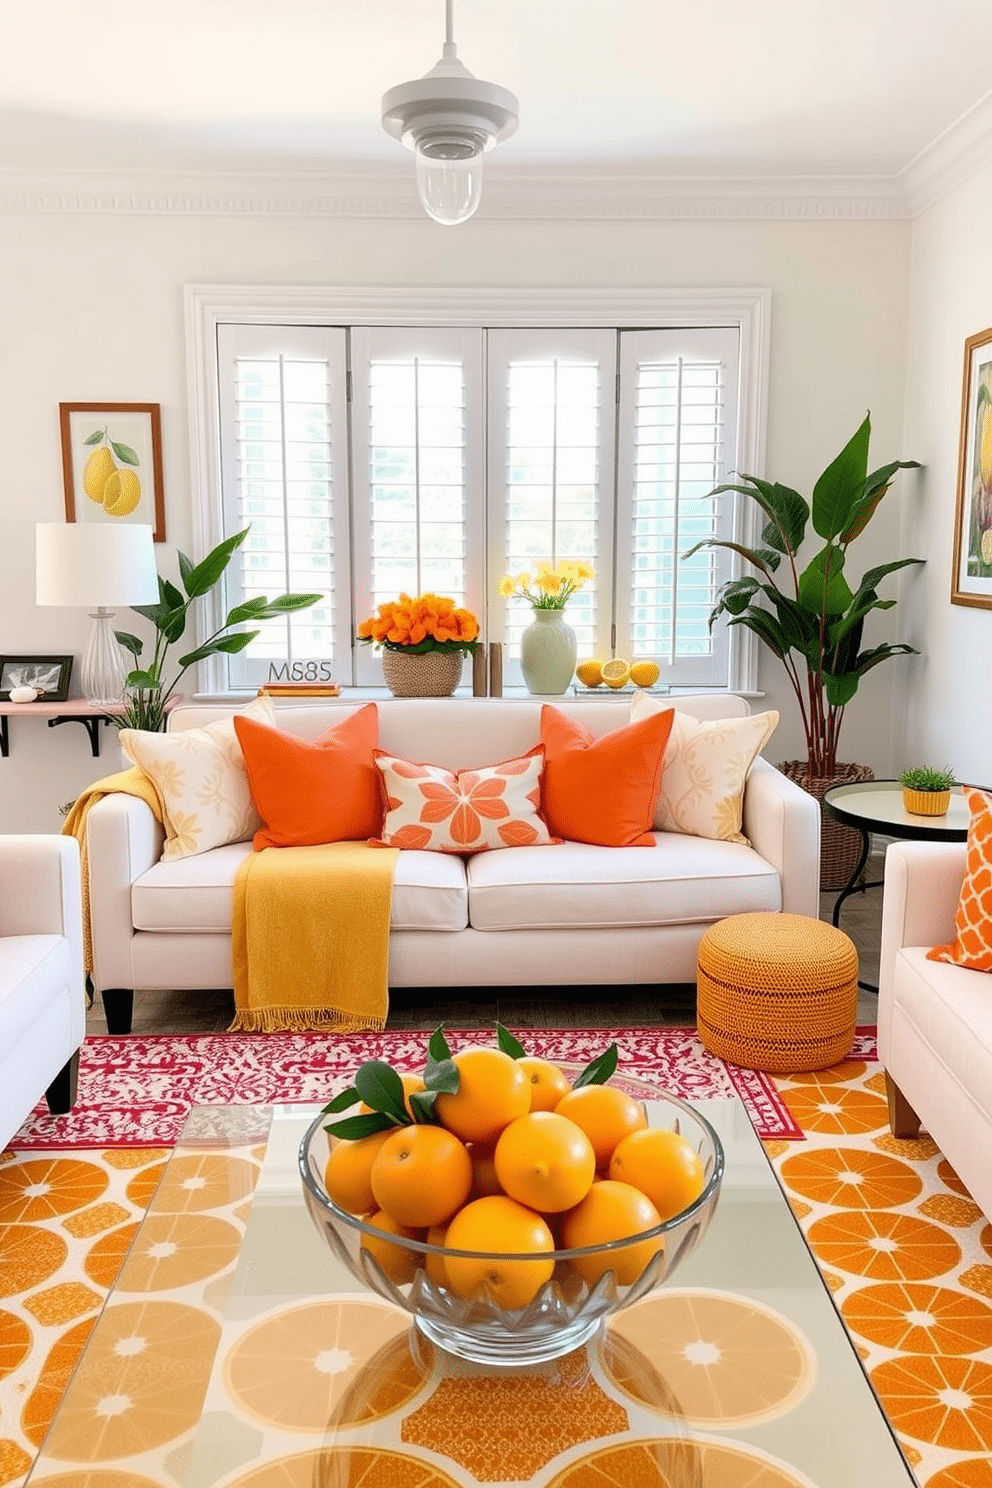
723,606,789,660
353,1061,410,1123
408,1090,443,1124
110,440,140,466
572,1042,619,1087
257,592,324,615
682,538,778,580
82,429,104,445
323,1111,397,1141
224,597,272,626
177,632,258,668
811,414,871,541
798,547,853,616
177,550,195,591
124,668,159,689
428,1026,452,1061
495,1022,526,1058
423,1058,459,1094
321,1086,361,1114
114,630,143,660
184,528,250,598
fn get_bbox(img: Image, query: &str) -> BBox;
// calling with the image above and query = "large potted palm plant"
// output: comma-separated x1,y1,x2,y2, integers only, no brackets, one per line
684,413,922,888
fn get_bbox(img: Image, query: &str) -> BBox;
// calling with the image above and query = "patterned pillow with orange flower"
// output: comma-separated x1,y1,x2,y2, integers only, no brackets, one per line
928,785,992,972
371,747,559,853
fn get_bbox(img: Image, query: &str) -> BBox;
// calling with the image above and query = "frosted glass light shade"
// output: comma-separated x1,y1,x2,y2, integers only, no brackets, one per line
415,134,484,224
36,522,160,705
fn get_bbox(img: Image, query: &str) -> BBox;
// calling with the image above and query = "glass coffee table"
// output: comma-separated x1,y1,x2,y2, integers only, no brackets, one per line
24,1099,914,1488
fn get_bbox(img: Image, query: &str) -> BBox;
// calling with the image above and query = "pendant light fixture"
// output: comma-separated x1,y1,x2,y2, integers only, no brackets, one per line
381,0,518,226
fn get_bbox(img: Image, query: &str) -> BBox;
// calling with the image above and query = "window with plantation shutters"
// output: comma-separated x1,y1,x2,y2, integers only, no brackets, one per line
616,327,739,689
199,291,760,696
216,323,351,691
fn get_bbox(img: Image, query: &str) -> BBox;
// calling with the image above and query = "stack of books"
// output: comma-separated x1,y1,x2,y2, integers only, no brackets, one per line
257,681,341,698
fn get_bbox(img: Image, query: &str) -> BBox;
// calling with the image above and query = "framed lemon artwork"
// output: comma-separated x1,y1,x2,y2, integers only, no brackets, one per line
59,401,166,542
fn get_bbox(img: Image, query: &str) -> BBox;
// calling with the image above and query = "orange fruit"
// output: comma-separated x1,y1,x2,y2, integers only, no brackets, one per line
443,1195,555,1310
359,1072,426,1119
360,1210,424,1286
493,1111,596,1213
560,1180,664,1285
518,1055,572,1112
424,1223,450,1288
554,1083,648,1169
324,1129,394,1215
434,1046,530,1143
609,1127,706,1221
467,1141,504,1199
370,1124,473,1229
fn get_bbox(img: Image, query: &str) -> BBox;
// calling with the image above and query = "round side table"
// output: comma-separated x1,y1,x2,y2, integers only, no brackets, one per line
822,780,970,991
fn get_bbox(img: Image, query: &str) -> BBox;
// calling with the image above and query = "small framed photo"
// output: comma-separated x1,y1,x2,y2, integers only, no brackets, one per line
0,655,73,702
952,328,992,609
59,402,166,542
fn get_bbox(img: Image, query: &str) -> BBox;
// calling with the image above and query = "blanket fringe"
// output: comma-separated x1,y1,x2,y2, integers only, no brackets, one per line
227,1006,387,1034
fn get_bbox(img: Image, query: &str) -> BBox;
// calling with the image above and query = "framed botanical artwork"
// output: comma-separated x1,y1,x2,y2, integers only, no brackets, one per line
952,328,992,609
59,402,166,542
0,654,73,702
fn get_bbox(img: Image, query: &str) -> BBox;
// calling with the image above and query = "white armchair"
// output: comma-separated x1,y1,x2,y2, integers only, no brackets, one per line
878,839,992,1221
0,834,86,1151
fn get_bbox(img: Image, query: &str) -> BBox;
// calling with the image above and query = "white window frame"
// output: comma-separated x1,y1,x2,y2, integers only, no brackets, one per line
185,285,770,697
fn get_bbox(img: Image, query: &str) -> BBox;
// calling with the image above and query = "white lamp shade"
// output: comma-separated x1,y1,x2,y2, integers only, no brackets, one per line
36,522,160,609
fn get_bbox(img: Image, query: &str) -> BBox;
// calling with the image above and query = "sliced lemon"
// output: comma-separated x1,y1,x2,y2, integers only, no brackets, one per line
575,659,604,688
601,658,631,689
103,468,142,517
630,660,660,688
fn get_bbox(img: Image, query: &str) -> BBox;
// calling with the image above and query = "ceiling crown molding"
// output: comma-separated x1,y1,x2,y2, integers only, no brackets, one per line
901,89,992,214
0,166,910,222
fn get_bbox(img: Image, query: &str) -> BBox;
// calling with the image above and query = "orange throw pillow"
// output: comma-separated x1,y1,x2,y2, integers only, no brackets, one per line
540,705,675,847
927,785,992,972
234,704,382,849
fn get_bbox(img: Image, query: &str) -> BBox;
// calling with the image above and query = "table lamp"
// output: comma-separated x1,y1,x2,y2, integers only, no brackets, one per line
36,522,160,706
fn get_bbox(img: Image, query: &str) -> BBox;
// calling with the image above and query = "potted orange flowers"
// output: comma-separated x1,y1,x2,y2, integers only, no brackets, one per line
357,592,479,696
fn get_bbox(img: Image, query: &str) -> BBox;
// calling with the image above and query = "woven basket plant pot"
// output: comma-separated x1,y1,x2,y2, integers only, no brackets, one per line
779,761,875,892
380,648,463,698
903,787,951,816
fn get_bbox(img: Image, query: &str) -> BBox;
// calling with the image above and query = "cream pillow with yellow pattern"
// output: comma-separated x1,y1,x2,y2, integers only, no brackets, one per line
120,694,276,860
629,692,779,843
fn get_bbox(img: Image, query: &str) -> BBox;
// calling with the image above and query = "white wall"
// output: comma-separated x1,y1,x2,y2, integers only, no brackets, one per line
0,206,913,830
898,165,992,785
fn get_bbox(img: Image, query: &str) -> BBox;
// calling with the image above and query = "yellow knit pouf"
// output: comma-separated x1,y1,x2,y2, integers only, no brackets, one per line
696,912,858,1073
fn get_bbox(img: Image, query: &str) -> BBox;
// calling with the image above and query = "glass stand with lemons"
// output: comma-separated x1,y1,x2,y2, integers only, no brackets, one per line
300,1025,723,1368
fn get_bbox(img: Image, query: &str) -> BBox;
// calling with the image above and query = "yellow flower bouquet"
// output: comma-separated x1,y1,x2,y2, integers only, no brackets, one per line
498,560,594,610
357,592,480,656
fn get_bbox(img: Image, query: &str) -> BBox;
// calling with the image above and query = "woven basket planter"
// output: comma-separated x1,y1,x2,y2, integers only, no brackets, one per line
778,761,876,892
380,648,464,698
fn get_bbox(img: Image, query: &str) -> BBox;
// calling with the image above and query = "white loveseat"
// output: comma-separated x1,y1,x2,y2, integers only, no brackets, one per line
84,693,821,1034
0,835,86,1150
878,839,992,1221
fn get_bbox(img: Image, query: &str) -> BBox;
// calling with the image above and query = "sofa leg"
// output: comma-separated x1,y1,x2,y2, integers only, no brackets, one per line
885,1071,922,1138
45,1049,80,1114
101,987,134,1035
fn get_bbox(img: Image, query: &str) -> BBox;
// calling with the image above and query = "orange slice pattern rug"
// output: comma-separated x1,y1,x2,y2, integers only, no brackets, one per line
0,1048,990,1487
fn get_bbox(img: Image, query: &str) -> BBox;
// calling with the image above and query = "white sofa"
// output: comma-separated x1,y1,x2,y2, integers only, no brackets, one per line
85,693,821,1034
878,839,992,1221
0,834,86,1151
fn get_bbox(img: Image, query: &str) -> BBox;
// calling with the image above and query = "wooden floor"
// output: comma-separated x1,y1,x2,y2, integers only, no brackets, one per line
85,871,883,1037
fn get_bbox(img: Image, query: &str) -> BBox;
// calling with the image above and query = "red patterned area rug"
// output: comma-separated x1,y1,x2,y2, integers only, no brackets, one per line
5,1024,835,1150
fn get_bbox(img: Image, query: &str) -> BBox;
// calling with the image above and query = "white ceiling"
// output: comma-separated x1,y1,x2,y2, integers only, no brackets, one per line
1,0,990,193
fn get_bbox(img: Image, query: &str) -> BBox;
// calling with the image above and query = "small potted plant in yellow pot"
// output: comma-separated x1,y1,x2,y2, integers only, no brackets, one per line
899,765,956,816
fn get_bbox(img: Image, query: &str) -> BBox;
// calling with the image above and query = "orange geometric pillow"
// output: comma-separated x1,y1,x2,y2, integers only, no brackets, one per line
372,748,557,853
234,704,382,849
540,705,675,847
928,786,992,972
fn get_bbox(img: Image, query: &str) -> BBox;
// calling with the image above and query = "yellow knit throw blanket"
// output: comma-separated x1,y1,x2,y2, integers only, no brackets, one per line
230,842,398,1033
61,767,165,975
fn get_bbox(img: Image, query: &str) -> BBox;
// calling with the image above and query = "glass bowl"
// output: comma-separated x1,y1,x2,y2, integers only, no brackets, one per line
299,1068,724,1367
